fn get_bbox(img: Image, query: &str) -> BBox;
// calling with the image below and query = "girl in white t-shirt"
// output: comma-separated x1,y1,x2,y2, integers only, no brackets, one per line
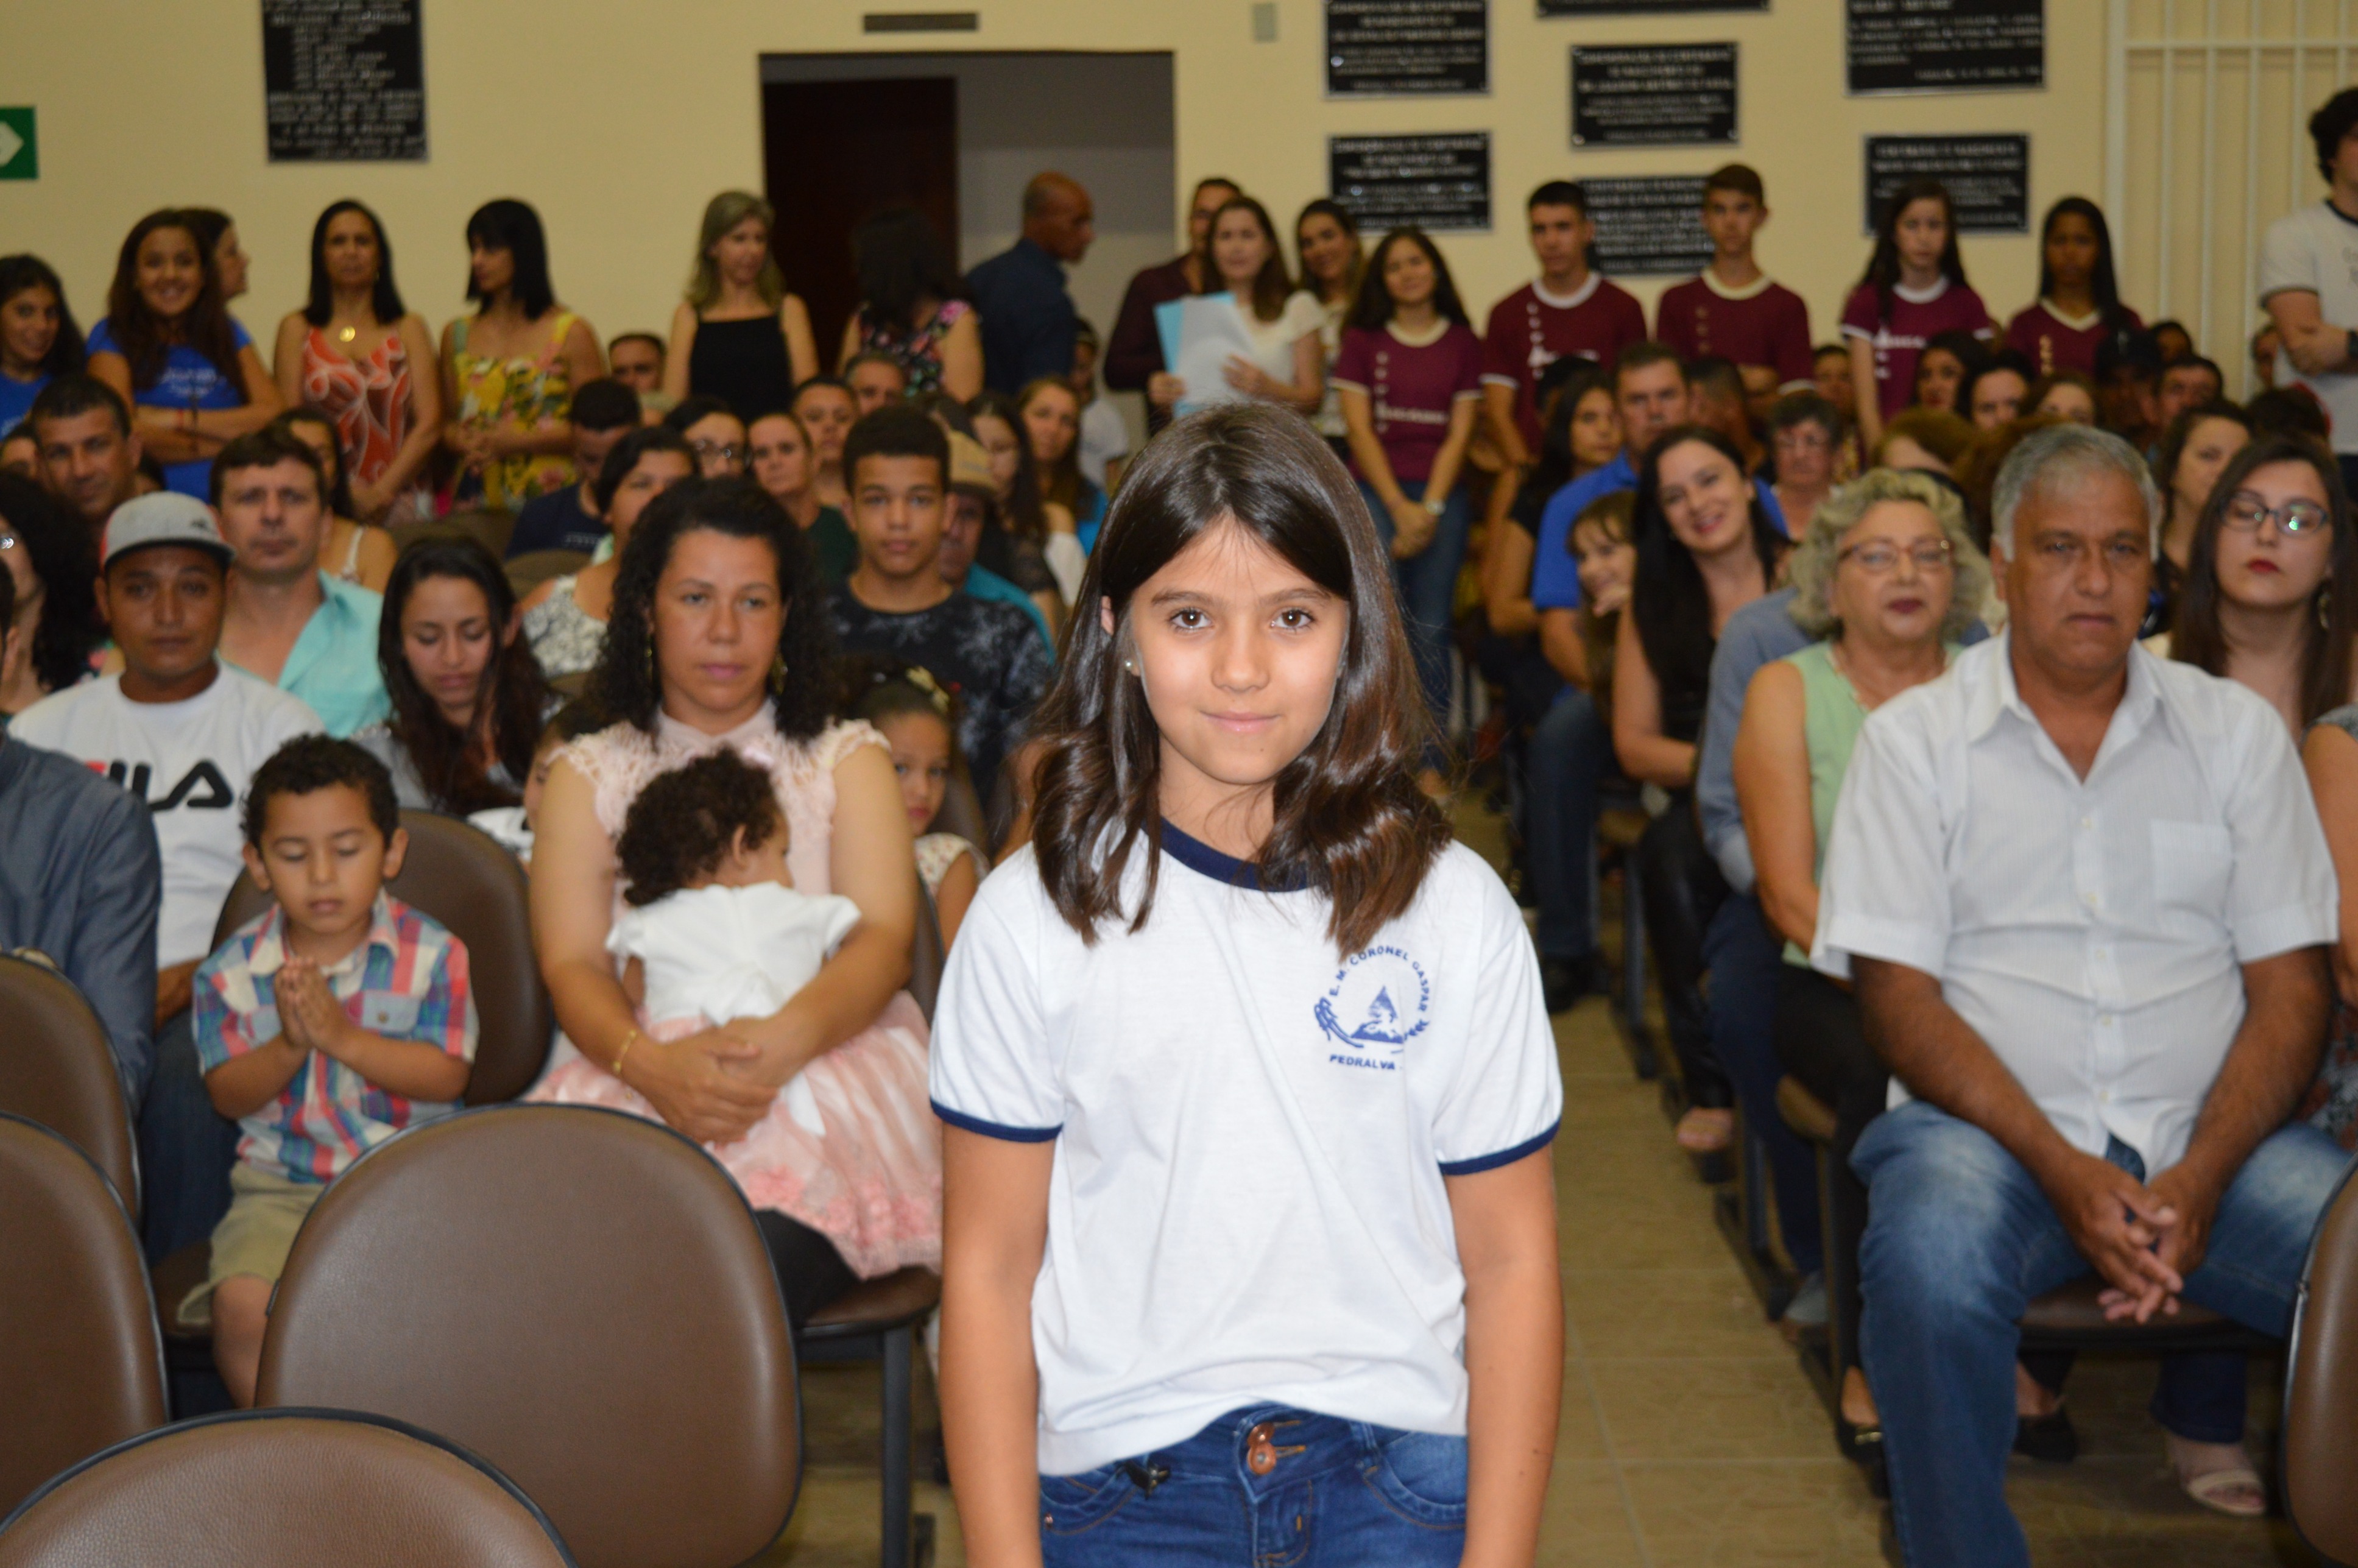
933,403,1564,1568
1146,196,1329,425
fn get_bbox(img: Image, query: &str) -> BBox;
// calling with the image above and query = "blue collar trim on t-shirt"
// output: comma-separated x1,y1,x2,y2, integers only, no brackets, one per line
1159,820,1313,894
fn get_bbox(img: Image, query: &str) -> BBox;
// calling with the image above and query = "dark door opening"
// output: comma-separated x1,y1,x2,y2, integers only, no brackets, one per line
761,76,959,369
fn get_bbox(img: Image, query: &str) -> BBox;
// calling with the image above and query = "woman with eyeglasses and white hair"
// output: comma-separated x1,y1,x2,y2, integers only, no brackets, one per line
1734,467,1990,1444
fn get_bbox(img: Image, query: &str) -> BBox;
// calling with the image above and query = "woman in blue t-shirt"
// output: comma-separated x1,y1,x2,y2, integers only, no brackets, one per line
86,209,282,499
0,254,86,439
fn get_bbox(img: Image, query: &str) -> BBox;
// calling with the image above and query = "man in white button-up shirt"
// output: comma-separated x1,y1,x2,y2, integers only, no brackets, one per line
1813,425,2347,1567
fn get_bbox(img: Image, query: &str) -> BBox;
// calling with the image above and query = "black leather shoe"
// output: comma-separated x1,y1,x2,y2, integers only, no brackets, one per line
1539,955,1603,1014
2013,1404,2078,1463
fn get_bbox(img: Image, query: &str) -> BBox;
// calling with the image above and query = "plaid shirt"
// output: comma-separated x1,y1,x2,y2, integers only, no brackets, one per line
194,893,476,1183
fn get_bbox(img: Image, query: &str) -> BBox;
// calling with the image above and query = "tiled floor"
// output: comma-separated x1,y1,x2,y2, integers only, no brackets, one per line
766,803,2318,1566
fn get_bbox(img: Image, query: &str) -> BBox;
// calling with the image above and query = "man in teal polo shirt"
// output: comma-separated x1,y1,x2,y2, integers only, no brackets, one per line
210,426,388,738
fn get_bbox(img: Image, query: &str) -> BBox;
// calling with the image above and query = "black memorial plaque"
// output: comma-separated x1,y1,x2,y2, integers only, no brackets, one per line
1847,0,2043,94
1864,135,2029,235
1572,43,1737,147
1325,0,1489,96
1542,1,1763,13
263,0,426,162
1584,175,1714,277
1330,134,1492,232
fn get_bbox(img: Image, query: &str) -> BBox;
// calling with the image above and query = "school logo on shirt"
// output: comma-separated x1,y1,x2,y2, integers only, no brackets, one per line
1315,945,1430,1070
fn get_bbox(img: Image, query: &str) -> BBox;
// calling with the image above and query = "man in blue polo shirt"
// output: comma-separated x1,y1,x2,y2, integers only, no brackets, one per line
211,426,387,738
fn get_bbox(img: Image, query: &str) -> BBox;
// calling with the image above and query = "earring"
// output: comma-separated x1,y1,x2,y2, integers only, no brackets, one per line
771,652,789,693
2321,586,2335,632
1123,659,1138,675
644,634,656,687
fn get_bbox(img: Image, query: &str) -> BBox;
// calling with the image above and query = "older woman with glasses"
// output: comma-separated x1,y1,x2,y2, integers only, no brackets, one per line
1733,467,1989,1443
1768,390,1846,538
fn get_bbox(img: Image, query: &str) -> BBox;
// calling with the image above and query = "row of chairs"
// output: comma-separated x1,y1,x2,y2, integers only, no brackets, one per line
1,800,962,1566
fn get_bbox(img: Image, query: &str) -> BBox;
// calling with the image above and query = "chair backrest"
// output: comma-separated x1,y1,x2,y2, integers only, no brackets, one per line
213,811,552,1105
2286,1159,2358,1563
503,548,590,602
0,1114,165,1521
255,1104,797,1568
908,878,945,1023
0,1409,574,1568
0,957,138,1218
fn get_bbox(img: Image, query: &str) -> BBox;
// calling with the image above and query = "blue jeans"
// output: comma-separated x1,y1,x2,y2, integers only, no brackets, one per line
1853,1100,2352,1568
1040,1407,1466,1567
135,1008,241,1264
1703,894,1822,1275
1527,687,1608,962
1361,479,1470,758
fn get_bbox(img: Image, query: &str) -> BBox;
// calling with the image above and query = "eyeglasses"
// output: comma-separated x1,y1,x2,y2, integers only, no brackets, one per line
1773,429,1832,453
1837,539,1954,574
2223,492,2331,535
690,440,744,464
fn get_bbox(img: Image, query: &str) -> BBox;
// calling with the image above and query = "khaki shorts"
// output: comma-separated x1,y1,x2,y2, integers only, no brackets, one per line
175,1164,323,1330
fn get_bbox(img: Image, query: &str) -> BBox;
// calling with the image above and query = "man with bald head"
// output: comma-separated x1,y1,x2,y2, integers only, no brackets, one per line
967,171,1096,396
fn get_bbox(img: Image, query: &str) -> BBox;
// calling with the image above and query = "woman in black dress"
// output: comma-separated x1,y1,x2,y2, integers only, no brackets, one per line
665,191,819,422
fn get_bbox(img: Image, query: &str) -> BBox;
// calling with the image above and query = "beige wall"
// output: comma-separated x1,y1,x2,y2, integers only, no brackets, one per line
2,1,2106,376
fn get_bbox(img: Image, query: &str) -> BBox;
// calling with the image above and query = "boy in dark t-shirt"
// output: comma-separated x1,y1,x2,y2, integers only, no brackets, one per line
506,380,640,558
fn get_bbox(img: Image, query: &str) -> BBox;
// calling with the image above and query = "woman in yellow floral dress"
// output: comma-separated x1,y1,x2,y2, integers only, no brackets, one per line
439,200,604,511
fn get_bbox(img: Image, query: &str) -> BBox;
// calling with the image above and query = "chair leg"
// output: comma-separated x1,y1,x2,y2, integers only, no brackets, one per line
881,1321,914,1568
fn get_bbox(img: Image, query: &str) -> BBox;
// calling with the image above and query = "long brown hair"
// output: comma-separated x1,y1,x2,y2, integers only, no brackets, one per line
1017,376,1088,515
1199,197,1295,325
2170,434,2358,727
378,537,551,813
1028,404,1449,956
105,210,242,396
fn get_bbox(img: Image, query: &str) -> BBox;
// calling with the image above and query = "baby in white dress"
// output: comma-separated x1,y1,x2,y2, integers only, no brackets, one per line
612,750,862,1135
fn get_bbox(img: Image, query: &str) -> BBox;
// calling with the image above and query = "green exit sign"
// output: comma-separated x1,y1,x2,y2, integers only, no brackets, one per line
0,109,36,181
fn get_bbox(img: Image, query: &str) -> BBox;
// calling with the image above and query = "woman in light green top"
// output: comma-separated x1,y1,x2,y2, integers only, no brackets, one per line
1732,466,1987,1441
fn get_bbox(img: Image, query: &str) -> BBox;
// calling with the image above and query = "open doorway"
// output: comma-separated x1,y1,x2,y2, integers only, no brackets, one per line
760,51,1176,420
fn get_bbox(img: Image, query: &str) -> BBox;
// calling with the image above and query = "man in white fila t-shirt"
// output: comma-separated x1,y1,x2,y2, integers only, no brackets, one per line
2261,85,2358,496
10,491,320,1260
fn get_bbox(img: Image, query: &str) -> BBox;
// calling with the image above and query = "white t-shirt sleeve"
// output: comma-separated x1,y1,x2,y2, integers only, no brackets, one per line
2257,210,2321,305
1280,290,1329,345
261,687,327,754
1432,862,1562,1175
930,872,1062,1141
1812,707,1951,981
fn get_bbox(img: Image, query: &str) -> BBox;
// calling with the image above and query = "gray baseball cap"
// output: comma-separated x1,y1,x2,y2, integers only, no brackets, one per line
99,492,235,571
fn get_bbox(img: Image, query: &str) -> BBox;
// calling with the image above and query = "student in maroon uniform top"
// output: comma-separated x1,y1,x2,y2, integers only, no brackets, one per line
1653,165,1814,400
1481,182,1647,478
1840,179,1994,450
2003,197,2142,379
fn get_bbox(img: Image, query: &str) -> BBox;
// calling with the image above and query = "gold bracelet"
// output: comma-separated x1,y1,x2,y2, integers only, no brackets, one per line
610,1028,641,1079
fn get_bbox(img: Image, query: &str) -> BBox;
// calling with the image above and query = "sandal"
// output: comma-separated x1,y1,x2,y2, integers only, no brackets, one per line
2180,1465,2267,1518
1675,1106,1734,1153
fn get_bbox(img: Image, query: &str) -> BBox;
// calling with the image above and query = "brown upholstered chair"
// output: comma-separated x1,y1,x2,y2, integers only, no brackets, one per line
503,547,590,602
2286,1160,2358,1564
255,1104,798,1568
0,955,139,1218
0,1409,574,1567
0,1114,166,1520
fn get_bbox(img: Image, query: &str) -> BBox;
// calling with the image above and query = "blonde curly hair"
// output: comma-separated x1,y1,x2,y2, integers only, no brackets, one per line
1787,468,1991,641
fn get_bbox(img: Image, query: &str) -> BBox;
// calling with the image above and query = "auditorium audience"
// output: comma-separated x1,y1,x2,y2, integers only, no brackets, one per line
1483,180,1647,474
939,429,1055,651
2158,355,2226,426
1767,392,1843,537
606,330,668,406
29,373,143,529
1615,426,1788,1153
2094,329,2167,451
506,376,639,557
664,392,749,480
2005,198,2141,378
1147,196,1325,419
192,735,475,1404
1016,375,1103,542
968,390,1073,612
528,476,938,1329
356,535,552,813
88,209,283,499
439,199,604,512
967,173,1094,397
853,663,986,947
520,425,694,679
183,210,250,306
830,406,1051,791
270,202,440,527
1818,424,2343,1552
1812,342,1857,416
0,471,101,717
1958,351,2032,429
1841,179,1993,449
210,427,387,737
747,408,857,582
274,406,398,593
1068,319,1128,497
2028,370,2099,424
2250,322,2283,391
1732,466,1986,1430
1687,356,1763,474
1294,197,1364,453
0,428,37,479
1908,330,1985,416
2148,401,2254,634
842,205,980,400
666,191,819,422
1105,175,1240,433
0,254,86,437
1335,226,1484,780
845,350,911,415
1654,165,1815,399
1873,406,1976,478
792,375,858,509
0,553,160,1104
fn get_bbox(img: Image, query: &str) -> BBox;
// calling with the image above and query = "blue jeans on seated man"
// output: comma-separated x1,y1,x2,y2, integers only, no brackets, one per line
1527,687,1609,967
135,1008,242,1264
1853,1098,2351,1568
1360,479,1470,767
1039,1407,1466,1567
